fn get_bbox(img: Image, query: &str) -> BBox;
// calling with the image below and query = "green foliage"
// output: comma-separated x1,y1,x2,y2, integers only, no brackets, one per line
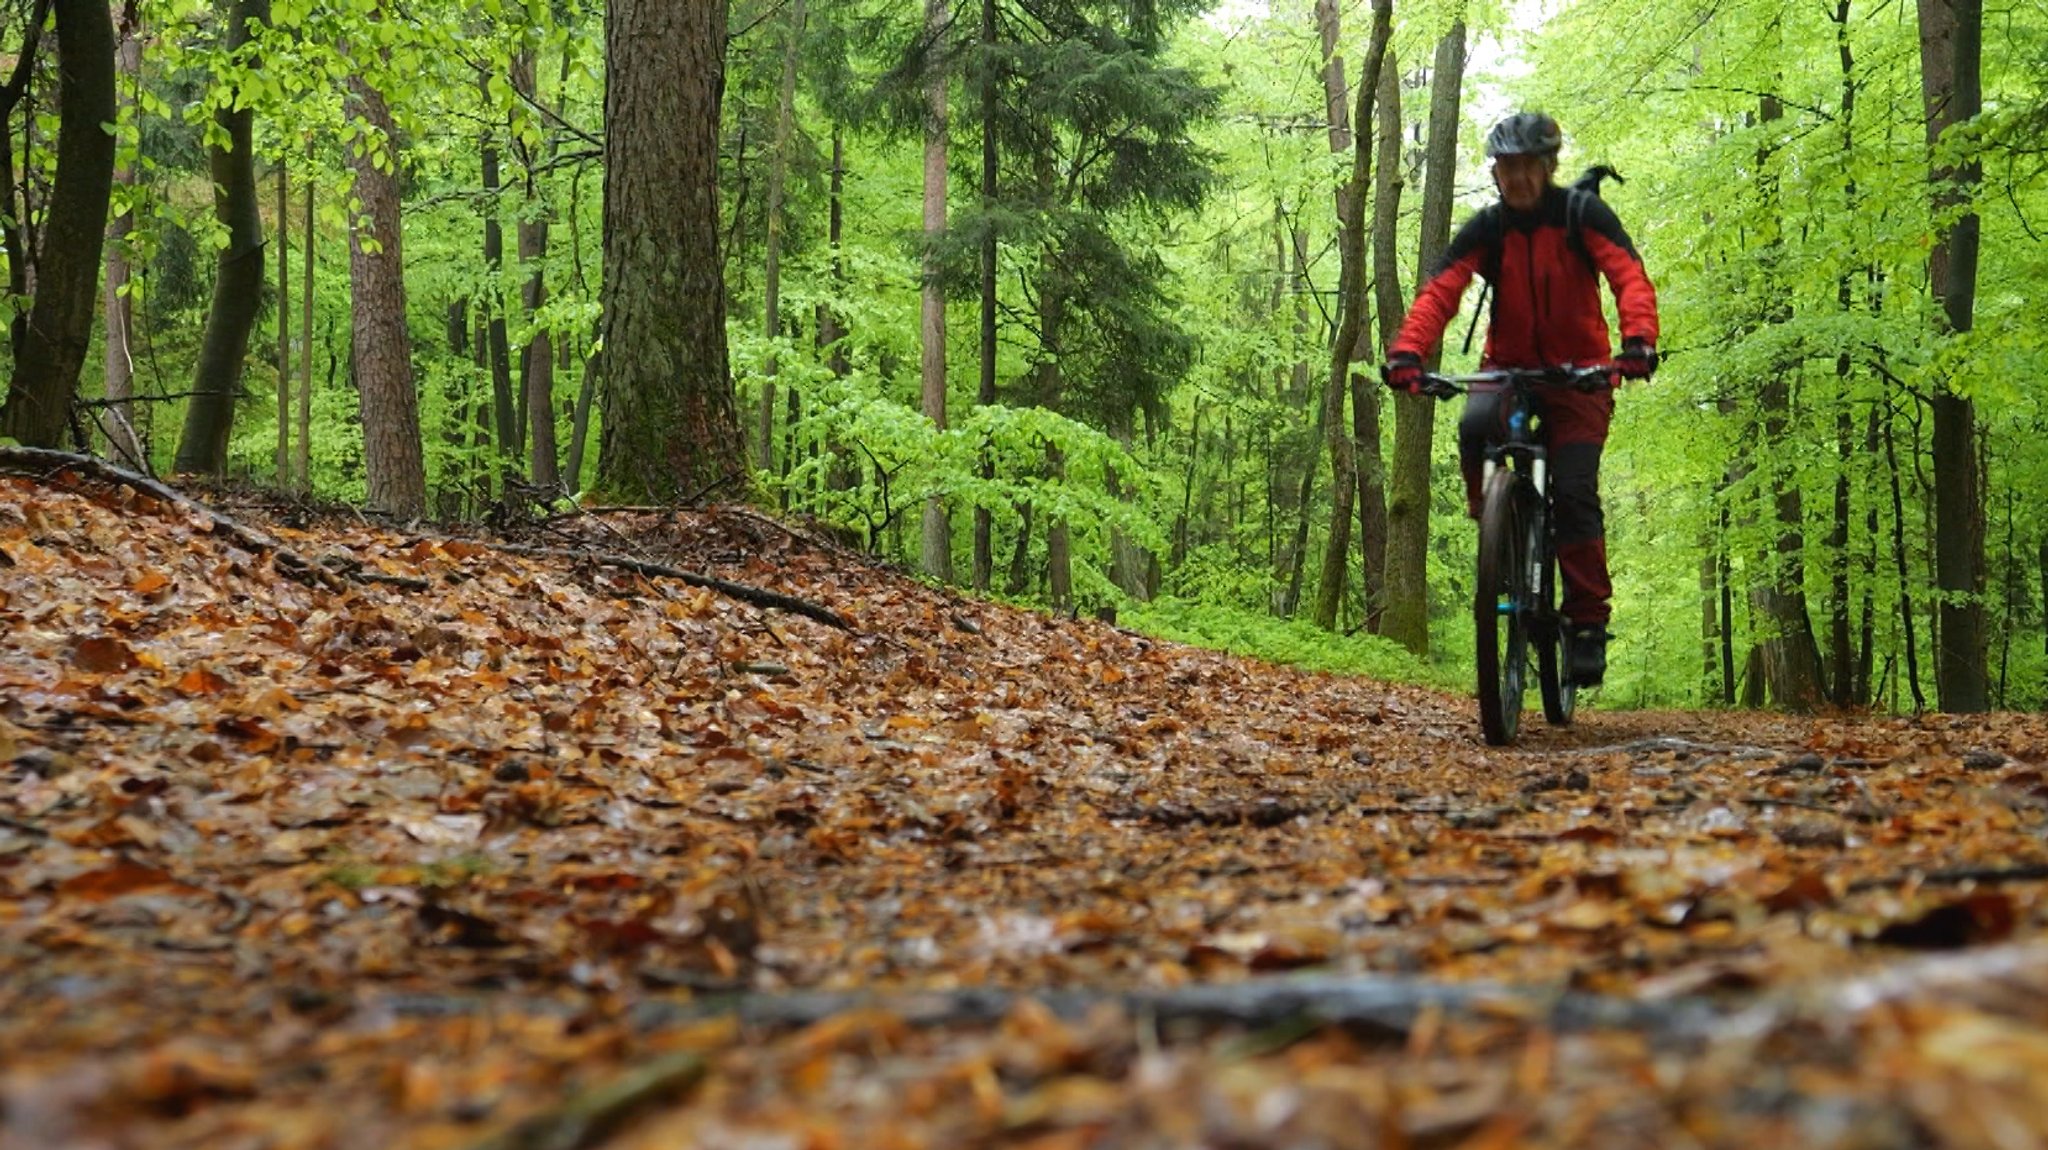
1125,596,1450,688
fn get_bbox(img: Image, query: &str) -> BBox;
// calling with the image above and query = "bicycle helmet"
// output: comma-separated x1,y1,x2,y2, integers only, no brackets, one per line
1485,112,1562,159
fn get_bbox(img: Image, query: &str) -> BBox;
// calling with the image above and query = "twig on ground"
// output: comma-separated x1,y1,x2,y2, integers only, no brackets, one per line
488,541,853,630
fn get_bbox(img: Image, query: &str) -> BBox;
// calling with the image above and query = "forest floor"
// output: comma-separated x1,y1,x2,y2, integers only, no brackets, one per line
4,457,2048,1150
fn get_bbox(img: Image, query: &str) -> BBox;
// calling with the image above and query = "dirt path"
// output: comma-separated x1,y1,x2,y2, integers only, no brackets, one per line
3,472,2046,1149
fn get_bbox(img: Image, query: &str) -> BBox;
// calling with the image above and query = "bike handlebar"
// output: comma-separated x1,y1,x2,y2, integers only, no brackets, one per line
1399,363,1616,401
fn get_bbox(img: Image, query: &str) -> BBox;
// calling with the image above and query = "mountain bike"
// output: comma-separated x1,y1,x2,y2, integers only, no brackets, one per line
1410,364,1615,746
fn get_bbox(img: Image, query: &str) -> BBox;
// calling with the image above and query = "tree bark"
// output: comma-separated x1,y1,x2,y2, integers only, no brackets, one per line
919,0,952,582
1382,19,1465,657
1309,0,1390,632
972,0,998,593
0,0,50,368
99,4,143,469
597,0,748,504
512,50,558,491
1750,85,1827,711
275,151,290,485
1882,394,1927,711
296,154,313,491
482,104,519,472
346,76,427,518
1917,0,1988,712
171,0,268,474
758,0,803,477
1354,53,1400,635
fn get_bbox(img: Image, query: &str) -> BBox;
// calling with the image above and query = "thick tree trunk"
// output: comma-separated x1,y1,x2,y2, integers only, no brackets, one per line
346,77,427,518
1309,0,1390,632
1918,0,1988,712
597,0,747,504
1382,19,1465,656
99,6,142,468
919,0,952,583
168,0,267,471
972,0,999,592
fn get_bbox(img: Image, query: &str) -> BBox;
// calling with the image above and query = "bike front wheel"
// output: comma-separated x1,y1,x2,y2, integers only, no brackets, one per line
1537,518,1577,726
1474,469,1529,746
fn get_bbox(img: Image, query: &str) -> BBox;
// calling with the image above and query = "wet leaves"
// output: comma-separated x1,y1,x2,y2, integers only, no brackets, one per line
5,475,2048,1148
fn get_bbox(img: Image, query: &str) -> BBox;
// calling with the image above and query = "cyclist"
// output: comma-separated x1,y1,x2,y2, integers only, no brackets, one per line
1384,111,1660,686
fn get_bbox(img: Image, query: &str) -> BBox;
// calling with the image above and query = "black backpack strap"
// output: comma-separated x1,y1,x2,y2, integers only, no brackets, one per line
1461,205,1505,356
1565,187,1594,272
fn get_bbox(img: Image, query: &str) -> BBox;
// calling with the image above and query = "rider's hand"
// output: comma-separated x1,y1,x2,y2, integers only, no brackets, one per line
1383,353,1424,395
1617,338,1658,381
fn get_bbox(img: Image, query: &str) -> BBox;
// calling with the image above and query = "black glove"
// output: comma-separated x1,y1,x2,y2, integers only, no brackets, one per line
1383,353,1424,395
1617,338,1658,381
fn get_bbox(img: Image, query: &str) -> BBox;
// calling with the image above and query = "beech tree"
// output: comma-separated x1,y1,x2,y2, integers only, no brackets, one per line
596,0,748,503
1,0,115,448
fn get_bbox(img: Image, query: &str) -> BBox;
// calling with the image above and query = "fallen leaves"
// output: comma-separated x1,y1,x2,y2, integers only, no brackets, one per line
5,474,2048,1148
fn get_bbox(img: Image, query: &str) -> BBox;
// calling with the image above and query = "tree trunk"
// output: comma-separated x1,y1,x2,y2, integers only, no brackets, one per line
1918,0,1988,712
1382,19,1465,656
1005,500,1034,597
972,0,1000,592
597,0,747,504
482,112,519,472
1828,0,1859,707
919,0,952,583
1355,53,1400,635
1750,86,1827,711
99,4,143,469
758,0,803,476
1701,537,1721,705
512,51,559,492
1882,394,1928,711
275,152,290,485
296,156,313,491
346,76,427,518
0,0,50,369
1310,0,1390,632
167,0,266,471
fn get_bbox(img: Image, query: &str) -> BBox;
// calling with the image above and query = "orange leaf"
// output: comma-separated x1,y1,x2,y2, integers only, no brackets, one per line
71,635,139,674
175,667,231,696
132,571,172,594
58,861,187,900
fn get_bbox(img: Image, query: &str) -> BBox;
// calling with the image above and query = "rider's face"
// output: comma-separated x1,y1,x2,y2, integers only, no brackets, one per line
1493,154,1552,212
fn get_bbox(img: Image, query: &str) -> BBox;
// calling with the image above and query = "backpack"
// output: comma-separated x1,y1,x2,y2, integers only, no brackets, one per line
1461,165,1624,355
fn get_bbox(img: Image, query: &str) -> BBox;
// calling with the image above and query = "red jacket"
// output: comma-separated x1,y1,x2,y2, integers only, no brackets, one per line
1390,185,1658,367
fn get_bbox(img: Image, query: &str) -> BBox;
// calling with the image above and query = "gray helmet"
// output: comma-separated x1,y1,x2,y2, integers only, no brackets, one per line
1485,112,1562,159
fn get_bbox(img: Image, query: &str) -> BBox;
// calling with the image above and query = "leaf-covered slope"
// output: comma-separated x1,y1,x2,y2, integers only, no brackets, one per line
5,471,2048,1149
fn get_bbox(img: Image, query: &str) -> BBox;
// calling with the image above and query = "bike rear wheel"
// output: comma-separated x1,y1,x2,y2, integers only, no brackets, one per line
1474,469,1528,746
1537,517,1577,725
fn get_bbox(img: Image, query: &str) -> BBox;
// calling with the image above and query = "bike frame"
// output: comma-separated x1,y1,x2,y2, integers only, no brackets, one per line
1413,364,1613,744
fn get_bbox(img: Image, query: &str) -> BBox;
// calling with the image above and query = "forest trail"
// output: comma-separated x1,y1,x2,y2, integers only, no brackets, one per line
4,461,2048,1149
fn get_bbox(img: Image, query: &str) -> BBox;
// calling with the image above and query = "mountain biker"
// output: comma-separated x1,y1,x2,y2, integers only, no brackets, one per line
1384,111,1660,687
